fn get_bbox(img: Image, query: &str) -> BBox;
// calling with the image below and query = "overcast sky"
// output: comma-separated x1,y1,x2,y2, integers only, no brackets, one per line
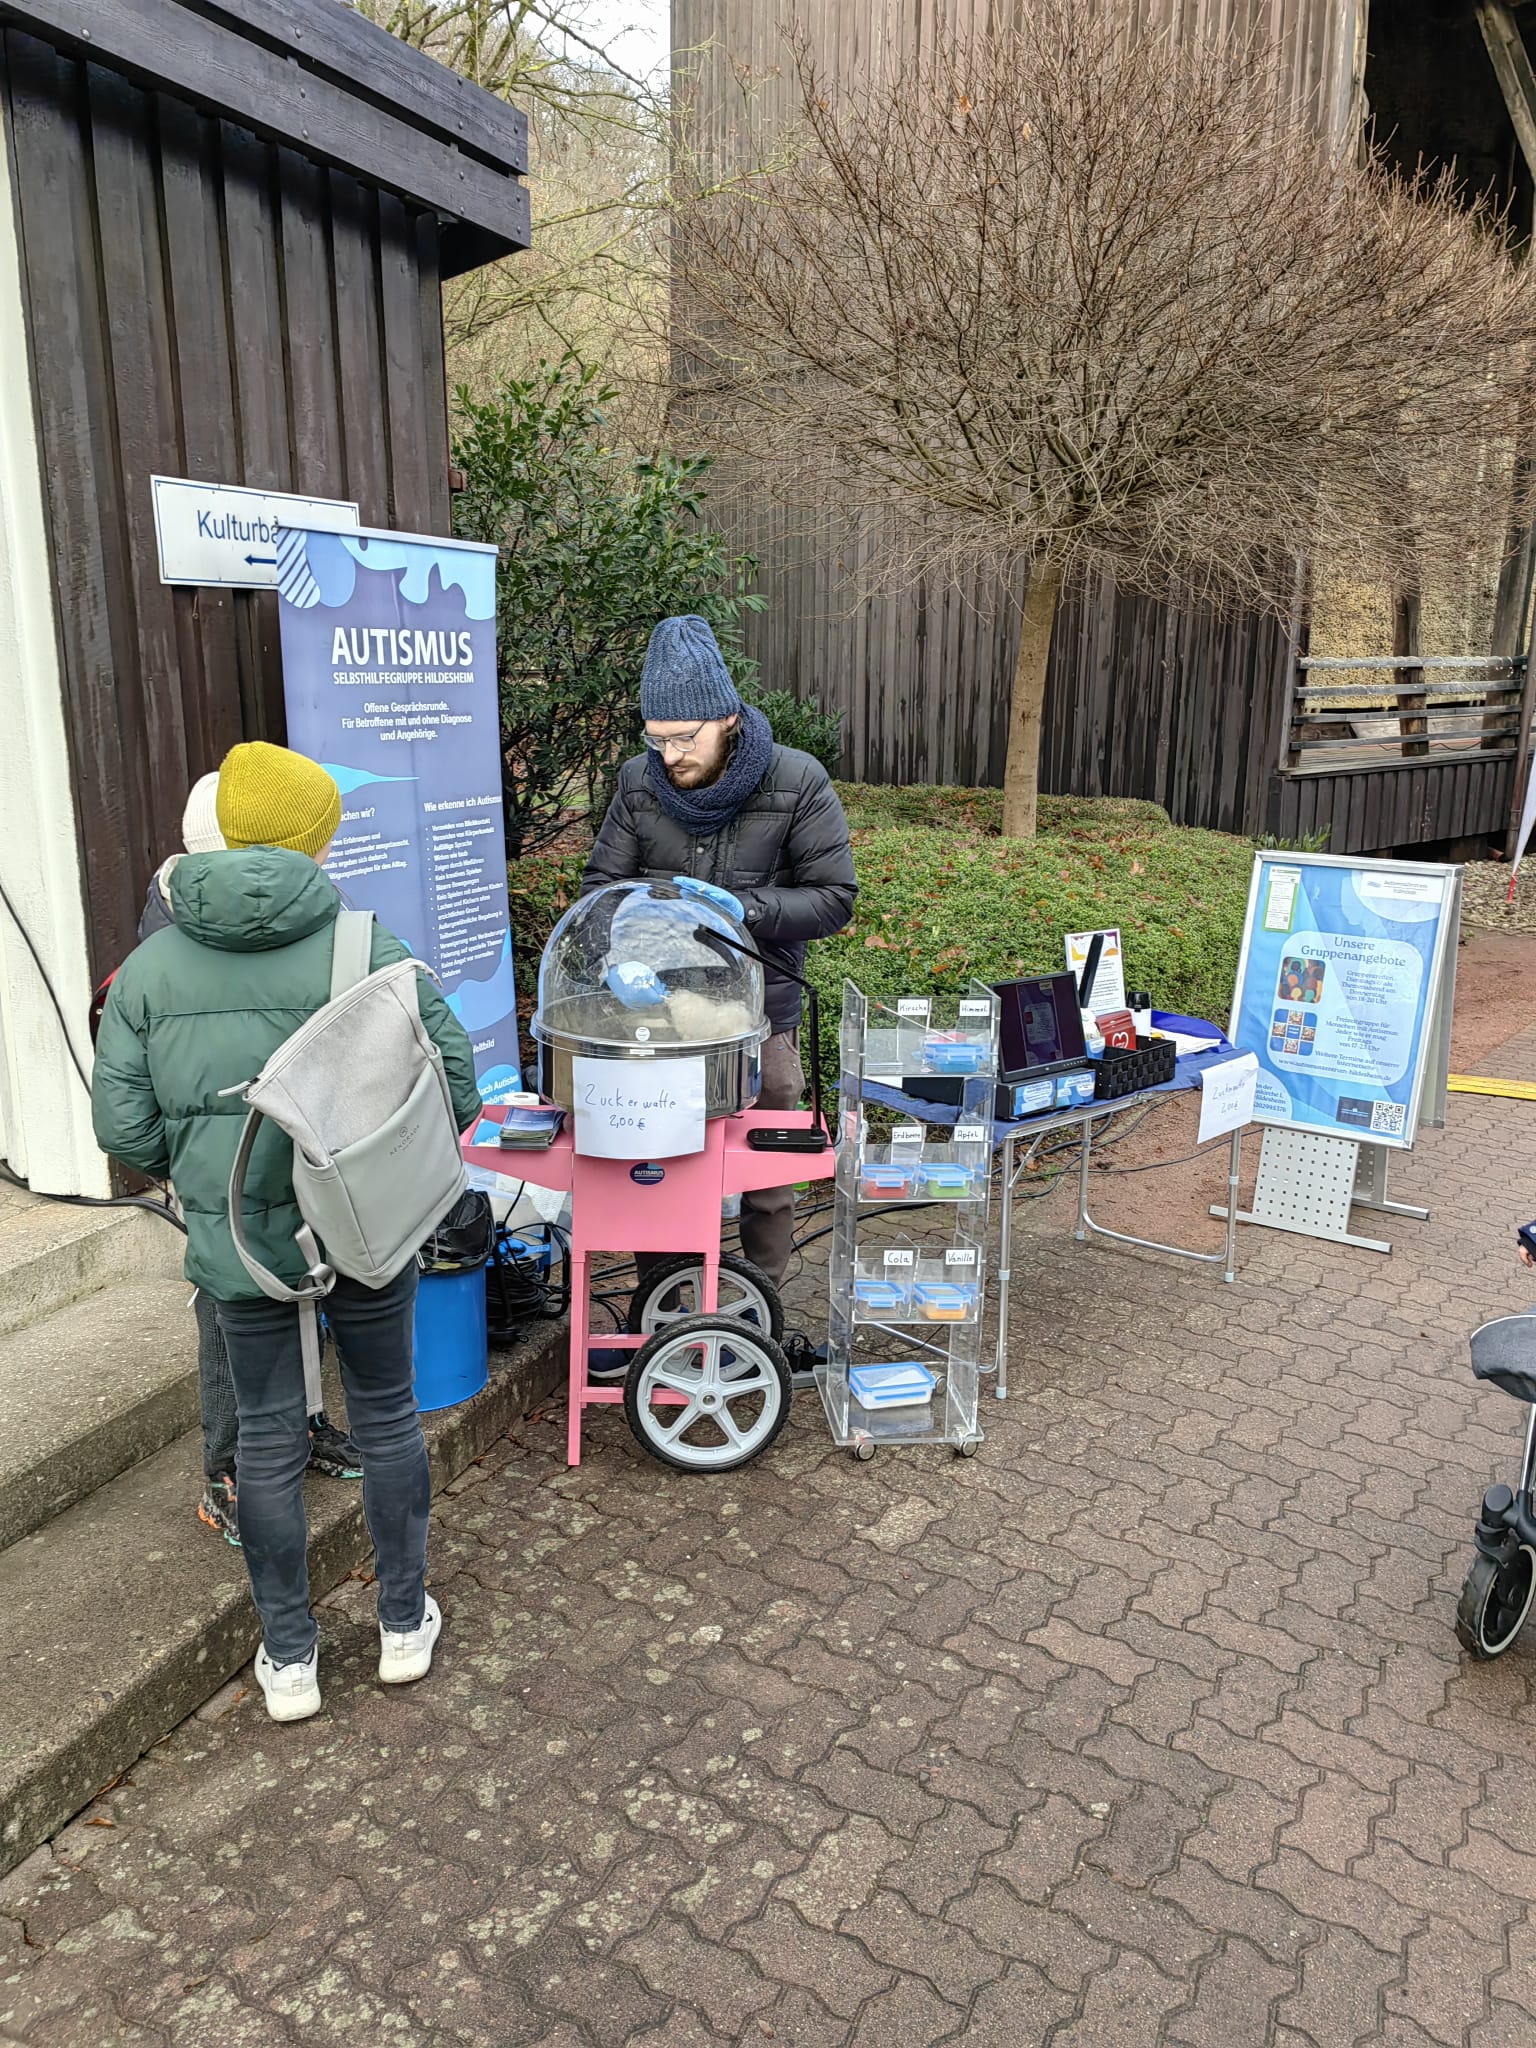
567,0,670,83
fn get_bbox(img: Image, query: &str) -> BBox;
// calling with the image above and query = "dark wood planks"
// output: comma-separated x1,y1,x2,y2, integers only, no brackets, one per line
186,0,530,175
2,0,529,259
1266,757,1514,855
4,31,144,962
3,32,470,975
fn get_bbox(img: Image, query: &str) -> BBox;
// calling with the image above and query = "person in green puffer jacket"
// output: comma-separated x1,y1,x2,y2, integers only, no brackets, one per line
92,743,482,1725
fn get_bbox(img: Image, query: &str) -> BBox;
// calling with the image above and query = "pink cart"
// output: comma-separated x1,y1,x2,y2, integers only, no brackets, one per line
465,879,835,1472
463,1107,835,1469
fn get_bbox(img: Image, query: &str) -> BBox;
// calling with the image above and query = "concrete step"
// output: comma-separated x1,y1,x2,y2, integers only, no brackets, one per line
0,1279,201,1551
0,1321,566,1877
0,1194,185,1337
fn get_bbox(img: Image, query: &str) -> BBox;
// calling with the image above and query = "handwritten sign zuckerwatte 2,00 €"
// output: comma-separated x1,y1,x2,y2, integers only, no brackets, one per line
571,1054,708,1159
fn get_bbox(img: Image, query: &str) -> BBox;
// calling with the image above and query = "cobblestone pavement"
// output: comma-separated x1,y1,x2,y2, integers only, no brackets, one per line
7,1036,1536,2048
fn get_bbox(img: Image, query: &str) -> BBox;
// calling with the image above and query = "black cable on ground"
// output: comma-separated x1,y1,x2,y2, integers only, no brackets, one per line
0,877,92,1094
1093,1139,1235,1175
487,1222,570,1346
0,884,192,1233
0,1156,187,1234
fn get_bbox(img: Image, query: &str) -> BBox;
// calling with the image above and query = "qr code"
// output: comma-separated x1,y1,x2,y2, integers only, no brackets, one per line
1370,1101,1406,1136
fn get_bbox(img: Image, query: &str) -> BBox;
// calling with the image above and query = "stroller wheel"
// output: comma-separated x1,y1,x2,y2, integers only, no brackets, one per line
1456,1545,1536,1659
624,1314,791,1473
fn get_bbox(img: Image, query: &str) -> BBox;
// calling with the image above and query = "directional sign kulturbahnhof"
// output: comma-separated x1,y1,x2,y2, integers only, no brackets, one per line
151,476,360,589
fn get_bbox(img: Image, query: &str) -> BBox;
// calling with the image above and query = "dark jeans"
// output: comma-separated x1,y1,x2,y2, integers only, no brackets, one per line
214,1264,428,1666
193,1289,239,1481
738,1029,807,1284
194,1291,334,1480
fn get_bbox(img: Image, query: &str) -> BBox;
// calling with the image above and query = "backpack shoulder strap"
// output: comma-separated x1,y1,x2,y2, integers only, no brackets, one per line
329,909,374,1001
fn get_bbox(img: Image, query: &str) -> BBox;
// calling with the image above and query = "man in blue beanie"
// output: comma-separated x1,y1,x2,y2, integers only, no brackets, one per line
580,616,855,1338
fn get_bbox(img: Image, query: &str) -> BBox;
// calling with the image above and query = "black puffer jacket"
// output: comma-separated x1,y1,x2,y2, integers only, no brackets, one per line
580,745,856,1032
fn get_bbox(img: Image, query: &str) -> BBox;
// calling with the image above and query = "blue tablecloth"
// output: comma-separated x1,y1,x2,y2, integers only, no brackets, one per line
860,1011,1236,1145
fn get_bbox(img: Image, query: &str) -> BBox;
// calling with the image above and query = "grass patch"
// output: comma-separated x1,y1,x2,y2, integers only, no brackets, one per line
834,783,1176,841
508,787,1255,1074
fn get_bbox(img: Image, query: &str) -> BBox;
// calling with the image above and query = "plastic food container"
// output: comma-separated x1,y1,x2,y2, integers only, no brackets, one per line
916,1163,978,1200
853,1278,912,1314
860,1162,918,1200
913,1281,972,1321
922,1037,985,1076
849,1361,936,1410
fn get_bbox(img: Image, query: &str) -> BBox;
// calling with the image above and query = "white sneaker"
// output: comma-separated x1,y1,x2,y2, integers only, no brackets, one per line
254,1643,321,1723
379,1593,442,1685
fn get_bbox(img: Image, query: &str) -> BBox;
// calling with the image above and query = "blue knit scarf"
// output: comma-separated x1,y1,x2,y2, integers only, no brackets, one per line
645,704,774,838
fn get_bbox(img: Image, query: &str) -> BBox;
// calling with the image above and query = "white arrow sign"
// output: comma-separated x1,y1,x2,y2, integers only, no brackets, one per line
151,476,359,589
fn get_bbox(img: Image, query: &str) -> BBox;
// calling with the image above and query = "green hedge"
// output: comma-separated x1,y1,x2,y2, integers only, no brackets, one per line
508,791,1256,1075
802,814,1250,1074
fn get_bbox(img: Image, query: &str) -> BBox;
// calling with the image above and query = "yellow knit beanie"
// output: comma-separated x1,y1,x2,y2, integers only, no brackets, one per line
216,742,341,860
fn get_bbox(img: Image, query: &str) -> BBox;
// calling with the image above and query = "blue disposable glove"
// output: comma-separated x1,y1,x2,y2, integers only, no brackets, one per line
605,960,666,1008
673,875,745,923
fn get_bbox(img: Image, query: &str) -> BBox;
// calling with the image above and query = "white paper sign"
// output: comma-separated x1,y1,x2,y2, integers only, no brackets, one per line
1065,927,1126,1012
571,1054,706,1158
1198,1053,1259,1144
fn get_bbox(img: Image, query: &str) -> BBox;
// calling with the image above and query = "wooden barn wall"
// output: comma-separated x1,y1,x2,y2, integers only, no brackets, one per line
1267,758,1515,855
1041,576,1298,837
675,0,1363,820
1,29,453,979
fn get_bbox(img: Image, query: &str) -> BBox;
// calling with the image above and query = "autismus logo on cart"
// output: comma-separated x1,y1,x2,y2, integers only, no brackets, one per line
630,1163,666,1185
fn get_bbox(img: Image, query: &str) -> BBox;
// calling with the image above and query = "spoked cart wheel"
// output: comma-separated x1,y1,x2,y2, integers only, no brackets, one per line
628,1253,783,1343
624,1313,792,1473
1456,1544,1536,1659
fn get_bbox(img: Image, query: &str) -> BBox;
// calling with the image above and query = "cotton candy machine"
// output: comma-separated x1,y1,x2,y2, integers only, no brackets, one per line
532,880,769,1118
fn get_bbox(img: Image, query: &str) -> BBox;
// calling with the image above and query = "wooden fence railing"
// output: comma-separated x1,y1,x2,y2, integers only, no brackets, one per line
1284,655,1526,771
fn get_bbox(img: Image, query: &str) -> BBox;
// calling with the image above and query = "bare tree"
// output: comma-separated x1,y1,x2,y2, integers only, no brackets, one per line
673,2,1536,835
359,0,674,437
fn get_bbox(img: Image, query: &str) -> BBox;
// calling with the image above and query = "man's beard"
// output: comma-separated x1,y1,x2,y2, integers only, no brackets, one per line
667,727,738,790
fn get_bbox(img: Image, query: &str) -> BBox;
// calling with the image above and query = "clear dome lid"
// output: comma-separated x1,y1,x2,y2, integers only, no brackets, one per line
532,881,768,1052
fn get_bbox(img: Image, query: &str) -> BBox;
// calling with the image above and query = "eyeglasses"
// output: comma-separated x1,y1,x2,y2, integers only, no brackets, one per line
642,723,709,756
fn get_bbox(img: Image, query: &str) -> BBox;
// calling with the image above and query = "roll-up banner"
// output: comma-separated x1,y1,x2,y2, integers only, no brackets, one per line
275,523,521,1101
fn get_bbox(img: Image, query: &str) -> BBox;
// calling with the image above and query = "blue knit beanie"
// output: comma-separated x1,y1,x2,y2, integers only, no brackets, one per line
640,616,742,724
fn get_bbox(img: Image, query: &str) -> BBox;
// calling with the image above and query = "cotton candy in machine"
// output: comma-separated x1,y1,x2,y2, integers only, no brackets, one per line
531,880,770,1117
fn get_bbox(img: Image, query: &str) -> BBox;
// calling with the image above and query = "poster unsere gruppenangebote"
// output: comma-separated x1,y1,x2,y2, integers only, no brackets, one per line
1228,852,1458,1151
275,522,521,1102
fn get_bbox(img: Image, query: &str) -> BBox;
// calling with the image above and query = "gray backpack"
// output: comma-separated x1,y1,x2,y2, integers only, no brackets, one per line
226,910,467,1409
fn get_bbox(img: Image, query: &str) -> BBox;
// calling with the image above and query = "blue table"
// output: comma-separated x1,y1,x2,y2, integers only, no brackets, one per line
859,1016,1244,1398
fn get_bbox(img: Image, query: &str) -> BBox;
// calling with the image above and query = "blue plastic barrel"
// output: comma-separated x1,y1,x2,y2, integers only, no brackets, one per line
413,1267,489,1412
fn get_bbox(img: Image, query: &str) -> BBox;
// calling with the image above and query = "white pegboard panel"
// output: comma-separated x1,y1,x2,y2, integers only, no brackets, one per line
1250,1129,1359,1235
1229,1127,1391,1253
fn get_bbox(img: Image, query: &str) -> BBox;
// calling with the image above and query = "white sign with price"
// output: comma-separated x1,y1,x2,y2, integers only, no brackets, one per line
571,1055,707,1158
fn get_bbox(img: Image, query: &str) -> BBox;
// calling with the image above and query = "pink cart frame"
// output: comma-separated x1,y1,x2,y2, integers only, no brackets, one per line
463,1107,836,1465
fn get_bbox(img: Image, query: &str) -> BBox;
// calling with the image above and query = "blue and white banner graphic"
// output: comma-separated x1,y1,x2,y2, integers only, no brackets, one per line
1229,853,1457,1151
276,523,521,1101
